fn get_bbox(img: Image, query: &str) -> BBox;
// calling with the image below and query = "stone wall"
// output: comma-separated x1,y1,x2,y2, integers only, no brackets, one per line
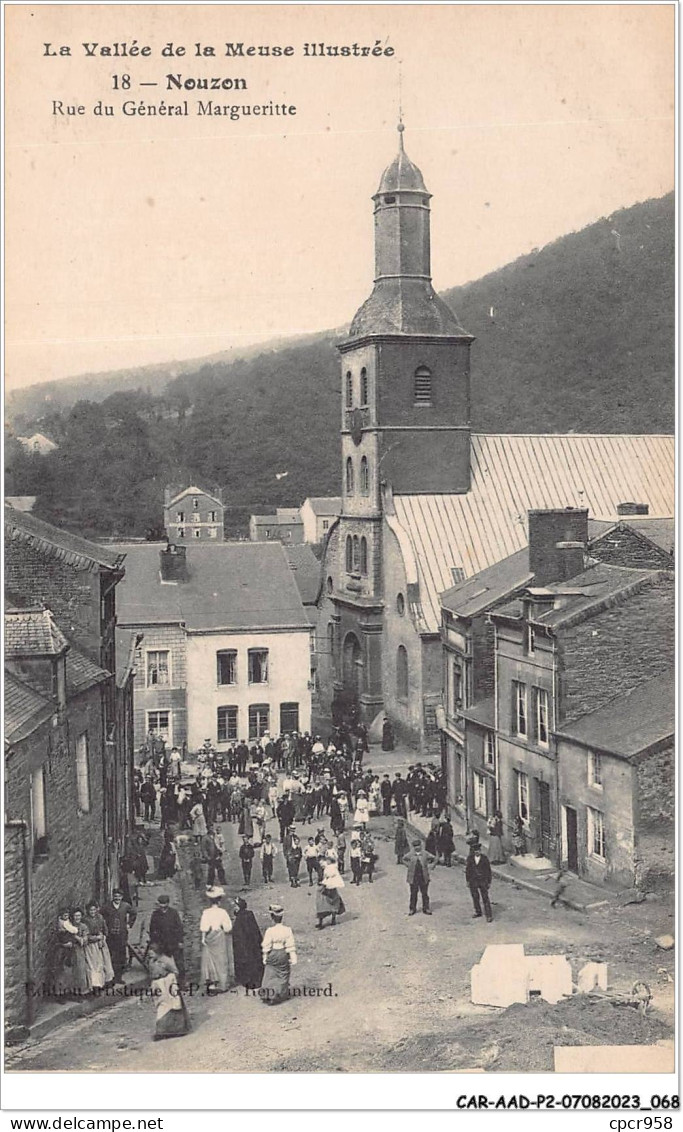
4,687,107,1021
4,824,28,1031
4,537,101,662
558,575,674,725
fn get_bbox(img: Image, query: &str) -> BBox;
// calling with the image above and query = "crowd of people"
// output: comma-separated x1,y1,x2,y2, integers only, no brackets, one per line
49,726,500,1042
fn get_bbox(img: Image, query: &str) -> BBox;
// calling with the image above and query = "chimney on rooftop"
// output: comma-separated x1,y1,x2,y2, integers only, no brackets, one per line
528,508,589,586
617,501,649,516
160,543,189,583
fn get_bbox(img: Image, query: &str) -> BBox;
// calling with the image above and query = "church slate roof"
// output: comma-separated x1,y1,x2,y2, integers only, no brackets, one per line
348,278,470,339
393,433,675,633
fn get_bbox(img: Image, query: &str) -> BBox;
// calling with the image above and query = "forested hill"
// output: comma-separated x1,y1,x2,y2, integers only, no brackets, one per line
6,193,674,540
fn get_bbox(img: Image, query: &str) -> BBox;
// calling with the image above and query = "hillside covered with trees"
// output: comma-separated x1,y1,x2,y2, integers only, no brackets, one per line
6,193,674,540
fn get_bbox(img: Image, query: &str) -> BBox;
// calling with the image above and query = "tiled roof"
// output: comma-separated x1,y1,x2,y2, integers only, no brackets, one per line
558,668,675,759
5,670,54,743
66,648,110,694
305,497,342,516
589,517,675,557
251,515,277,525
5,607,69,657
492,563,665,630
441,548,532,619
284,544,323,605
109,541,311,632
276,509,303,523
393,434,674,632
5,505,125,572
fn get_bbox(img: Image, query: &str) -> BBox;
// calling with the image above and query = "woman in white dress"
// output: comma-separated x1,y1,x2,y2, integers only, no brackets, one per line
354,791,370,829
315,853,345,929
199,886,235,992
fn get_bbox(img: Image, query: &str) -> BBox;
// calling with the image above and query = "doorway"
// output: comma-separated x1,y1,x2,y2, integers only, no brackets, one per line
565,806,578,873
342,632,363,698
538,781,552,857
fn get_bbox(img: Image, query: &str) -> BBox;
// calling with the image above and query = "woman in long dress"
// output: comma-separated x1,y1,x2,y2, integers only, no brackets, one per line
69,909,92,994
261,904,297,1005
353,791,370,829
158,830,178,880
51,910,80,998
487,811,505,864
199,887,235,992
315,854,346,929
83,901,115,989
394,817,409,864
148,943,190,1040
231,898,264,989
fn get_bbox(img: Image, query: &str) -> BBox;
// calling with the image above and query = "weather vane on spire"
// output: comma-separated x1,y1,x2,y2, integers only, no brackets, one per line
398,61,405,144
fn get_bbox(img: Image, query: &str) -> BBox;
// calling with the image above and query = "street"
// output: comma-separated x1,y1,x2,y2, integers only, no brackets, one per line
6,751,675,1075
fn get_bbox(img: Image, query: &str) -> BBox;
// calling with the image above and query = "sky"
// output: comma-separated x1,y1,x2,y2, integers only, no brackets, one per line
5,3,674,392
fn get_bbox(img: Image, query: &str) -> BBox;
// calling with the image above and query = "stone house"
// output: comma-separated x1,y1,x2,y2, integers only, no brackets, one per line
110,541,313,753
4,606,112,1033
300,497,341,544
489,563,674,882
164,483,224,542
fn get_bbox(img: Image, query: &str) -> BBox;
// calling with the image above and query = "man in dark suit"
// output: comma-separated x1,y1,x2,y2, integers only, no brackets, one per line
465,846,493,922
100,889,136,983
402,838,436,915
380,775,393,816
149,894,185,980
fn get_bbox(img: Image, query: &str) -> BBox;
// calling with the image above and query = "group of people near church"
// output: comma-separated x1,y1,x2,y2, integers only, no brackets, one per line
49,720,499,1043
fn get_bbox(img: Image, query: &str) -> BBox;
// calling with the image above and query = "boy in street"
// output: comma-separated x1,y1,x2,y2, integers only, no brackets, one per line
239,834,255,888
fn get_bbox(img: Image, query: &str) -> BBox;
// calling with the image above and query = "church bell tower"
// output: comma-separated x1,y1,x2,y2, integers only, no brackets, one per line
337,125,473,599
328,127,473,722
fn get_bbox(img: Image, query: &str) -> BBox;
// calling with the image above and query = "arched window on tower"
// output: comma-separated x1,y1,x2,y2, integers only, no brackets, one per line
352,535,360,572
397,645,409,701
346,456,354,495
360,456,369,495
345,371,353,408
345,535,353,573
360,536,368,576
414,365,433,405
360,368,368,406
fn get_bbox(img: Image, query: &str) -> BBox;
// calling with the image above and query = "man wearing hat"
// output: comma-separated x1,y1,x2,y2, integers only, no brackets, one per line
402,838,437,916
149,894,185,981
100,888,136,983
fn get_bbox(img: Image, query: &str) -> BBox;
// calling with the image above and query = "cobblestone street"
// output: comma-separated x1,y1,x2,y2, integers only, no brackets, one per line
6,754,675,1074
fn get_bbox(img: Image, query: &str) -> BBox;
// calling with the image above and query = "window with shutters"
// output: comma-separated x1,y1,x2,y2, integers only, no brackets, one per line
217,705,238,743
216,650,237,686
176,511,184,522
147,650,170,687
414,366,432,404
76,732,90,813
